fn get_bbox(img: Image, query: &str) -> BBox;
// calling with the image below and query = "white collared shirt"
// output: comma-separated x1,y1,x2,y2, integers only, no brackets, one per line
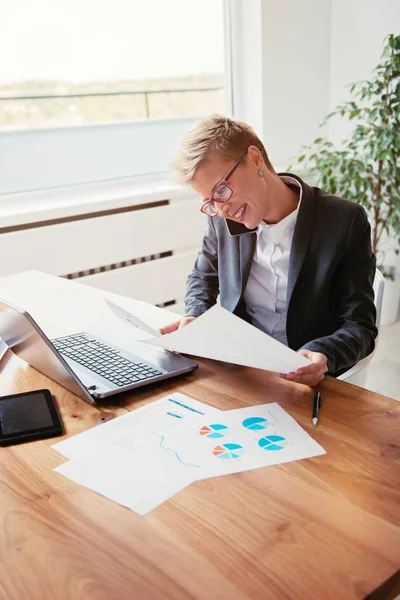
243,176,302,345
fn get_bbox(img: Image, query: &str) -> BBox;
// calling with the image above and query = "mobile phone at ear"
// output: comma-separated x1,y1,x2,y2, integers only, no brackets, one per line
0,389,63,446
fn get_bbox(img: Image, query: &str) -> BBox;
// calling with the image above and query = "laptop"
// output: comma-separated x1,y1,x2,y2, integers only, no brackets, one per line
0,297,198,405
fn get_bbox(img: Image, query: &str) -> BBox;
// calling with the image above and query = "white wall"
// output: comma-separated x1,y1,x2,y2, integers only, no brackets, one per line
231,0,331,170
329,0,400,144
231,0,399,169
260,0,331,169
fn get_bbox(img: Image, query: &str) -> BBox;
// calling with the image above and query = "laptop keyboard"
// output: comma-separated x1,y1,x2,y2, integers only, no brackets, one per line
51,333,163,387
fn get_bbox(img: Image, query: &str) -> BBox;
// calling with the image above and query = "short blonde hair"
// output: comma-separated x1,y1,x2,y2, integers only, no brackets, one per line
172,114,274,185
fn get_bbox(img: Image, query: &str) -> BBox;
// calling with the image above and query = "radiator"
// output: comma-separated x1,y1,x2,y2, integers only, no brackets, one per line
0,191,205,315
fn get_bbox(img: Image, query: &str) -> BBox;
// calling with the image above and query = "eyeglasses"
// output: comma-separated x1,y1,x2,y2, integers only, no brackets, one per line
200,152,247,217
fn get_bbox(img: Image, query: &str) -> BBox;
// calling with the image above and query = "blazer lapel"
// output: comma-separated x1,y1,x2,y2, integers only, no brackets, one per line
284,174,316,309
221,230,256,313
221,218,257,313
239,232,257,298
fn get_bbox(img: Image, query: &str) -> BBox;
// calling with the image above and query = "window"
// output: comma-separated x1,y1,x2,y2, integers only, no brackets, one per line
0,0,226,131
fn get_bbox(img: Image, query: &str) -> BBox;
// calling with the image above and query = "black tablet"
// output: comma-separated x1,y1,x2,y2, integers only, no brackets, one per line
0,389,63,446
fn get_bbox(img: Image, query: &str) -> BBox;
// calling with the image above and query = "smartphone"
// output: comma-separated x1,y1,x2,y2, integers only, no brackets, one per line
0,389,63,446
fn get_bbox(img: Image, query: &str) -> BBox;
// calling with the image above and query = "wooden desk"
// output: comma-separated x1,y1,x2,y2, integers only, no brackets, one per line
0,271,399,600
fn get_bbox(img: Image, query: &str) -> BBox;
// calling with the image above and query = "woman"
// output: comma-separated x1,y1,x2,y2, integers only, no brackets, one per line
160,115,377,387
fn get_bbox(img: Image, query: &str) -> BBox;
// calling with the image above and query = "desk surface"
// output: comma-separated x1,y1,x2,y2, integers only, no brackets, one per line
0,271,399,600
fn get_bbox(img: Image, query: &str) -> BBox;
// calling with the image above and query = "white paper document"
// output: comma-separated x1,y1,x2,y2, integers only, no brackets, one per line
53,393,220,514
53,393,325,515
0,338,7,361
104,299,311,374
146,304,311,374
55,436,200,515
104,297,161,337
53,393,219,460
157,403,326,480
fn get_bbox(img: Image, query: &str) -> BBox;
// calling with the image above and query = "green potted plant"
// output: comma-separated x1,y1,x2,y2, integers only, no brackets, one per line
292,33,400,324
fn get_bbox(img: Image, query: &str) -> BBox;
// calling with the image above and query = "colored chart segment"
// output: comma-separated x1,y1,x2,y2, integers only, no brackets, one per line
213,443,244,459
242,416,269,431
199,424,229,438
258,435,288,451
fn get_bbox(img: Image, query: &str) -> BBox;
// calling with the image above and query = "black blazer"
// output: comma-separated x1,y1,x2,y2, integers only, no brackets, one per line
185,173,377,377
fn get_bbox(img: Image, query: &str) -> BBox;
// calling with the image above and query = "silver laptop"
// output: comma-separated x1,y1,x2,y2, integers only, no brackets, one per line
0,298,198,405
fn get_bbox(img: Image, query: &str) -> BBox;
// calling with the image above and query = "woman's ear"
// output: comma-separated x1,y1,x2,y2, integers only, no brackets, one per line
247,145,264,169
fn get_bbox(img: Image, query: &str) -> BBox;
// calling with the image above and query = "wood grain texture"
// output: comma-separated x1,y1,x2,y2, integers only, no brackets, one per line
1,349,399,600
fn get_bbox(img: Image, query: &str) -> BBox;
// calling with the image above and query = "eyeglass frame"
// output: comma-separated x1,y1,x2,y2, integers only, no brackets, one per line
200,151,248,217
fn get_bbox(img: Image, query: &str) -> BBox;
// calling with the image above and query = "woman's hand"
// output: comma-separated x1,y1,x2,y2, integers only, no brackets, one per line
159,316,196,335
280,350,328,386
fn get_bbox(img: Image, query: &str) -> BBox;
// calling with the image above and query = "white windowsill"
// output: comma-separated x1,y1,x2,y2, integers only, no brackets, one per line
0,172,194,229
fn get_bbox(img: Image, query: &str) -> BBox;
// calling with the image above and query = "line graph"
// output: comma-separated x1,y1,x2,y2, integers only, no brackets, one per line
153,434,200,468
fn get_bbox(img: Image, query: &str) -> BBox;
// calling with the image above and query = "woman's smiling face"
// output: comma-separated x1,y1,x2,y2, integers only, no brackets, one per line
191,146,271,230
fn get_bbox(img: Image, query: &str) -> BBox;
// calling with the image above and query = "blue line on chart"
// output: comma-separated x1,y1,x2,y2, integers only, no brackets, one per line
153,433,200,468
167,398,205,415
166,412,183,419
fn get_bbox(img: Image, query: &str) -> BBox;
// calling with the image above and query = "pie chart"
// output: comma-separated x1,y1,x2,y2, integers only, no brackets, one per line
199,424,229,438
242,416,269,431
258,435,288,451
213,443,244,459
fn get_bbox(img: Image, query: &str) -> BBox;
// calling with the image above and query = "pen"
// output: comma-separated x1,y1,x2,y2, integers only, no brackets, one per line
312,391,322,427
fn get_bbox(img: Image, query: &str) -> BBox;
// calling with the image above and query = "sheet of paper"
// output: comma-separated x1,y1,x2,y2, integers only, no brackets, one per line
104,297,161,337
53,393,220,514
146,305,311,374
54,435,199,515
52,392,220,460
155,402,326,479
98,402,325,479
0,338,7,361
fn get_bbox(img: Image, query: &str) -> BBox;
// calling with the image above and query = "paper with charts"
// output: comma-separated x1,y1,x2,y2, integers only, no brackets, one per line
52,393,326,515
104,299,311,374
53,393,219,515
